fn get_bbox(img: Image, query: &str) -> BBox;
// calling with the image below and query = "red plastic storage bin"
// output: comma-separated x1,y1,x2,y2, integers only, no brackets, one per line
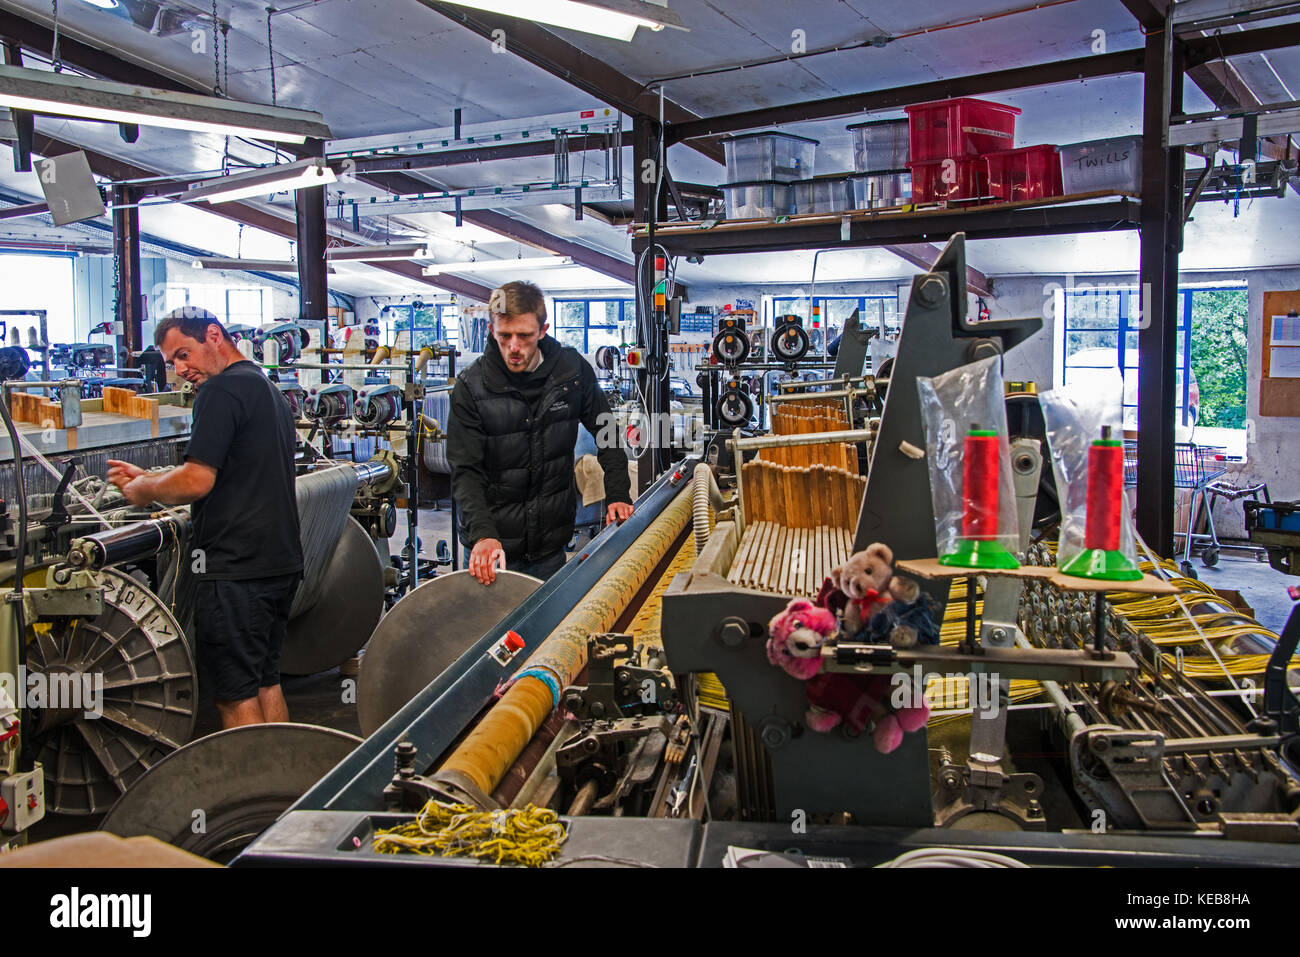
983,145,1063,202
907,156,988,204
905,97,1020,162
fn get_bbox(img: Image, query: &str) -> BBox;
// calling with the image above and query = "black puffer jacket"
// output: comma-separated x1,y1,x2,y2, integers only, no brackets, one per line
448,336,631,562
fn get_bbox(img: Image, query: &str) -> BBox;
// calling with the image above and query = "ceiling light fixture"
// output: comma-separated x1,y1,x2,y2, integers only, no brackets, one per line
436,0,686,42
326,242,431,262
192,257,338,273
79,0,121,8
0,65,331,143
182,158,336,204
422,255,574,275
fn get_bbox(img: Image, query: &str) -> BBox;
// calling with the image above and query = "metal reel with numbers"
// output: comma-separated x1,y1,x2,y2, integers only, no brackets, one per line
25,567,197,815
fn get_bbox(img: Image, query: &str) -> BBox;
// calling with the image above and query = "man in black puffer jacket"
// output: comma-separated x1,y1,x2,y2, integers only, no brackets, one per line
448,281,634,584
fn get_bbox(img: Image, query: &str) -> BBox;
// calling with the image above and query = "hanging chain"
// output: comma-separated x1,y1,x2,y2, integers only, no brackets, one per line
266,7,277,106
221,22,231,94
50,0,63,72
211,0,221,95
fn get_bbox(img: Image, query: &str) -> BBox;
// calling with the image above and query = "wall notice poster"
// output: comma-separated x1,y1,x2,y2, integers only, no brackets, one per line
1270,345,1300,378
1261,295,1300,416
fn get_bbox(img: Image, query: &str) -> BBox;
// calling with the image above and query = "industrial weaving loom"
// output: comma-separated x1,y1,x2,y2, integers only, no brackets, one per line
227,235,1299,868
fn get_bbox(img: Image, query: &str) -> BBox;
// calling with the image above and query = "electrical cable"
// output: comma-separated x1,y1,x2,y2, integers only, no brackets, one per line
876,847,1030,868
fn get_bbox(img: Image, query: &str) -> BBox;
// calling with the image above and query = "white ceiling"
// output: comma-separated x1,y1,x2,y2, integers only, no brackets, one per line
0,0,1295,297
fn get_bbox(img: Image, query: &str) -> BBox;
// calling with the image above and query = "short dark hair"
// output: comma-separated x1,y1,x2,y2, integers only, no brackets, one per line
154,306,233,347
488,281,547,324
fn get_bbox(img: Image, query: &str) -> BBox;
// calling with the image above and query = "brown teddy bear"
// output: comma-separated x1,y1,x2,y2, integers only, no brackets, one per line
818,542,924,646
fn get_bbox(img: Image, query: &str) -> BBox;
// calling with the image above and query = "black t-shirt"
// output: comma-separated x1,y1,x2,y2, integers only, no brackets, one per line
186,360,304,580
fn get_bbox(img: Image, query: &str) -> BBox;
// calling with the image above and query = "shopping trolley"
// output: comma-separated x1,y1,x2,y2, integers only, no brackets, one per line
1122,441,1228,578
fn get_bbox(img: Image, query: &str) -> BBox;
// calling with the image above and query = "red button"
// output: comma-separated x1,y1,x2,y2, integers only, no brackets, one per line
504,630,524,652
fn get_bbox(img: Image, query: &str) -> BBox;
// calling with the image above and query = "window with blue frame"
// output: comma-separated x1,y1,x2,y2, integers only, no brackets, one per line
552,299,634,352
772,295,899,342
1059,285,1247,430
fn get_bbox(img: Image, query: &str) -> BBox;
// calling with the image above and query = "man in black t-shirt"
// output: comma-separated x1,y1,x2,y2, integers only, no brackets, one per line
107,307,303,729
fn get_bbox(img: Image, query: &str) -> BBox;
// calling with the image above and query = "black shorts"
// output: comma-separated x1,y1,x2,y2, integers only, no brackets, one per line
195,573,301,702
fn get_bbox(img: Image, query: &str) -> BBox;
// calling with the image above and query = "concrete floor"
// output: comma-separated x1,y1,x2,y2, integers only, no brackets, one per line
1177,545,1297,636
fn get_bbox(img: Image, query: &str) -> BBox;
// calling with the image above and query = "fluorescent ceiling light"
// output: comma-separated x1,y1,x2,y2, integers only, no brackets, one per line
327,242,431,262
79,0,120,8
437,0,686,42
0,64,331,143
423,256,574,275
192,257,337,274
183,158,336,204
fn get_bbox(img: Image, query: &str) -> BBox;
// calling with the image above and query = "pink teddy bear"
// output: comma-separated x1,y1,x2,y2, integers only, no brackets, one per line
766,598,929,754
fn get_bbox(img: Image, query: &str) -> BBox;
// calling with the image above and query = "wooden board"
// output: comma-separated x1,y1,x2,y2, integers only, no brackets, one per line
8,391,63,429
1260,291,1300,418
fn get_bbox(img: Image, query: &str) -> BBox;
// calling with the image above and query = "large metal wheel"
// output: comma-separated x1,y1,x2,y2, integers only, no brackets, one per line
25,567,197,815
281,517,386,676
357,569,540,735
99,723,360,863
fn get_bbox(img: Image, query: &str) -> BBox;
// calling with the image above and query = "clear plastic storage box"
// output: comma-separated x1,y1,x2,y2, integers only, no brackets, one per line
723,131,818,183
847,118,909,172
851,170,912,208
722,180,794,219
791,175,854,214
1058,136,1142,194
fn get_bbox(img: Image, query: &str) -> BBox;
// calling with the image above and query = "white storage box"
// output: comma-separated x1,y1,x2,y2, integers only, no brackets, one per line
723,131,818,183
792,175,854,214
851,170,912,208
1059,136,1142,194
847,118,909,172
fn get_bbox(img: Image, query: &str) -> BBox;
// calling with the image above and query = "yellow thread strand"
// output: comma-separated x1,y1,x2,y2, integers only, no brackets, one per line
373,801,567,867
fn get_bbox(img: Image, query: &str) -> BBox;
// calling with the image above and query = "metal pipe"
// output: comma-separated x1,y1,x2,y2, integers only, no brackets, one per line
729,427,874,452
777,374,872,391
769,386,866,403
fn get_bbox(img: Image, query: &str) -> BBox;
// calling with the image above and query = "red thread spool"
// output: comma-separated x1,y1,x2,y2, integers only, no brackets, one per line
1085,439,1125,551
961,428,1000,540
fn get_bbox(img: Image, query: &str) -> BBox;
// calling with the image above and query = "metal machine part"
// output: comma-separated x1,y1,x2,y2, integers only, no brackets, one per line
933,436,1048,830
352,384,403,429
23,567,196,816
560,634,677,721
770,315,811,364
305,383,354,426
99,723,360,863
716,378,754,427
712,315,751,366
277,381,307,418
555,714,673,816
356,570,542,736
256,321,310,365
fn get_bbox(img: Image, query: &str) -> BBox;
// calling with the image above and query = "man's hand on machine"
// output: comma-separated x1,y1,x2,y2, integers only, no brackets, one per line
469,537,507,585
106,459,151,506
605,501,634,526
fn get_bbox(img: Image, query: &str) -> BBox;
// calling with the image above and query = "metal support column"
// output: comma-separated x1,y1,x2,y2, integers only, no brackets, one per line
632,114,671,494
1136,20,1184,557
111,183,142,365
295,137,329,330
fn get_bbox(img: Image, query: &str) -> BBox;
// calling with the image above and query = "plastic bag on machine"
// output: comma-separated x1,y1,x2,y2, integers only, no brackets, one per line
916,355,1020,568
1038,371,1140,580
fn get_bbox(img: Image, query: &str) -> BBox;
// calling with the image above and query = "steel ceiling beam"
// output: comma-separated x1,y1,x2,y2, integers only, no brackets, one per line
669,49,1147,143
26,132,494,301
361,168,646,288
345,130,636,173
883,243,992,298
416,0,725,165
